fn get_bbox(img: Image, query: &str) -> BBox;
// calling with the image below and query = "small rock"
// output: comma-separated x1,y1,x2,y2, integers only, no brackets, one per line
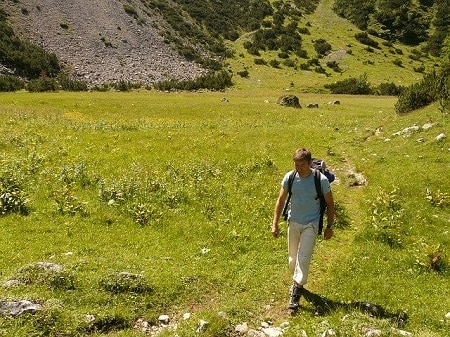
322,329,336,337
280,321,290,329
422,123,434,130
3,279,22,287
248,329,265,337
364,327,382,336
445,312,450,319
235,322,249,334
262,327,283,337
196,319,209,332
86,314,95,323
436,133,446,141
261,321,270,328
394,329,413,336
158,314,170,325
183,312,191,320
0,300,42,317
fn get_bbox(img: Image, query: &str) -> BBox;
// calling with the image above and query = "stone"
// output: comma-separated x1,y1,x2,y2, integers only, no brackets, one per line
235,322,249,334
0,300,42,317
158,314,170,325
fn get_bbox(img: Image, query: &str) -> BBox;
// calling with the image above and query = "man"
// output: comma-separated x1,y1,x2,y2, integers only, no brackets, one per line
271,148,335,310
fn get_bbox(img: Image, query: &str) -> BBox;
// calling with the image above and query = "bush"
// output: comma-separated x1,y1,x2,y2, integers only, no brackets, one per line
355,32,379,49
395,71,441,114
314,38,332,56
26,77,58,92
0,74,25,91
375,82,404,96
0,169,29,215
324,74,372,95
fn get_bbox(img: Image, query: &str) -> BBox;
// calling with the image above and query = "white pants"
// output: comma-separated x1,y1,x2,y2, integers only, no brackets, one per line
288,221,318,286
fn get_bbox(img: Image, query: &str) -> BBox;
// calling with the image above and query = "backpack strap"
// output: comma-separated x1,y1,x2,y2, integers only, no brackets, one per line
314,169,327,235
282,170,296,221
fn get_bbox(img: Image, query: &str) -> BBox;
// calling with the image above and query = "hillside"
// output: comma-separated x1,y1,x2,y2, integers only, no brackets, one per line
1,0,207,86
0,0,444,90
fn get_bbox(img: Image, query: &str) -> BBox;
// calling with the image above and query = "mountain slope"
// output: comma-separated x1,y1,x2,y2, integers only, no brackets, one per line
1,0,207,86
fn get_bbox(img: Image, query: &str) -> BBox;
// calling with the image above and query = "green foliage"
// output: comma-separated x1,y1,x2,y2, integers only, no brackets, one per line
53,184,88,217
425,188,449,208
314,38,332,56
0,168,29,215
368,187,406,249
354,32,379,49
0,9,61,79
153,70,232,91
14,263,76,290
123,3,138,18
395,70,443,114
333,0,375,30
100,272,153,294
324,74,372,94
415,243,448,273
26,77,58,92
0,74,25,91
374,82,404,96
334,0,432,45
427,0,450,57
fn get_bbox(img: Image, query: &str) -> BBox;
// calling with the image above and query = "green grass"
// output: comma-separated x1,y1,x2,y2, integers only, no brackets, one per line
0,89,448,336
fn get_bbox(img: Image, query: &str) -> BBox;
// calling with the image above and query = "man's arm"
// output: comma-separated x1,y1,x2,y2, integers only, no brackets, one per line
271,187,288,238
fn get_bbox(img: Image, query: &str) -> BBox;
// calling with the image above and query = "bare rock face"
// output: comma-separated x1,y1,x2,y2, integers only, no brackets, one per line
2,0,207,86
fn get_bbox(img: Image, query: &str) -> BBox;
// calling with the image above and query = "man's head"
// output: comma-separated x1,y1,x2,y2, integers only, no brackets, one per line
293,148,312,177
293,148,312,162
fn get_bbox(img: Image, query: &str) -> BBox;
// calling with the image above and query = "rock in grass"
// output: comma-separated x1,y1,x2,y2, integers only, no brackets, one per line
277,95,301,108
0,300,41,317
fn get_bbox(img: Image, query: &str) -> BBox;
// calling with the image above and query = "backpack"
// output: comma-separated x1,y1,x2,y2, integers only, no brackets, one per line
282,159,334,235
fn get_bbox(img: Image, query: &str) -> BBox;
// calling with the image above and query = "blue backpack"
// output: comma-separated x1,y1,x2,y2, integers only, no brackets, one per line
282,159,335,234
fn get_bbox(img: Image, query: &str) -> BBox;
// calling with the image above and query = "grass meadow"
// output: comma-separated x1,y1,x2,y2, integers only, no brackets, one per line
0,90,448,336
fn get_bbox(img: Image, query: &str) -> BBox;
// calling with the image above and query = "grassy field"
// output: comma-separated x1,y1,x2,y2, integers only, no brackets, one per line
0,89,448,336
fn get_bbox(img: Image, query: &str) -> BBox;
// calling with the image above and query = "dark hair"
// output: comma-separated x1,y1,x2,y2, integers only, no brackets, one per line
293,148,312,162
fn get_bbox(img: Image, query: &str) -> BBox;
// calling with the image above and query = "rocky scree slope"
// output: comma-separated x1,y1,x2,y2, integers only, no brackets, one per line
2,0,207,86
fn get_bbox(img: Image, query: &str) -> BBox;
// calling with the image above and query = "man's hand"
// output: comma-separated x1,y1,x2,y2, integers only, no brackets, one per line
324,226,333,240
271,224,279,238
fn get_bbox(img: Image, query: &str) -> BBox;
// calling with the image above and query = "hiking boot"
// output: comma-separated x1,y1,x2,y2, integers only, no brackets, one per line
288,284,303,310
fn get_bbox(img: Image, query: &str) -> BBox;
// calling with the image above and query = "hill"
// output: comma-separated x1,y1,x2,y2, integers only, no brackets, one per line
0,0,207,86
0,0,444,90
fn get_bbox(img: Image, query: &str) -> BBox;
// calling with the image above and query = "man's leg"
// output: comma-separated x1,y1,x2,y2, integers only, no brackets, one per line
287,222,303,309
293,224,317,286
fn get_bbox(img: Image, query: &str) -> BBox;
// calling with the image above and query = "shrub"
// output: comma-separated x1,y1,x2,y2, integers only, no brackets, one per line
254,58,267,65
369,187,406,249
324,74,372,95
0,169,29,215
237,69,249,78
0,183,29,215
53,184,88,217
375,82,404,96
269,59,280,68
26,77,58,92
355,32,379,49
0,74,25,91
314,38,332,56
326,61,341,72
395,71,440,114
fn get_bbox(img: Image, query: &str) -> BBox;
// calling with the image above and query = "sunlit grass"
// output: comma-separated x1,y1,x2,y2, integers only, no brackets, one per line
0,89,448,336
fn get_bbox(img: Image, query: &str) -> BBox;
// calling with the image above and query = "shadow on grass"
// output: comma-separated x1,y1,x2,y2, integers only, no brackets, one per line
298,289,408,327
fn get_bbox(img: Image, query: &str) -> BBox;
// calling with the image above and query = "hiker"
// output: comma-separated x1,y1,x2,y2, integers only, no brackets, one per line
271,148,335,310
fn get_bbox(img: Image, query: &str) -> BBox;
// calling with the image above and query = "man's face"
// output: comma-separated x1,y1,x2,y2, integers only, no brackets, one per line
294,159,311,177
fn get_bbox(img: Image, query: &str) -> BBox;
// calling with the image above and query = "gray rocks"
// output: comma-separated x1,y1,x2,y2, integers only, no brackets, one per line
0,300,42,317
